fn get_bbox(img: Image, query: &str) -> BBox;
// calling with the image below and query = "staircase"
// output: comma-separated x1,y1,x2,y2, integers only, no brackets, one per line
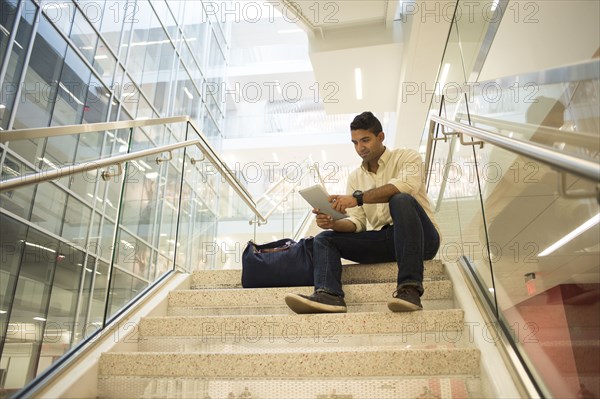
96,258,486,398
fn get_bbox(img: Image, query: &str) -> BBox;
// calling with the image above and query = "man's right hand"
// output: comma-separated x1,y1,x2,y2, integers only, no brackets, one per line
313,208,335,229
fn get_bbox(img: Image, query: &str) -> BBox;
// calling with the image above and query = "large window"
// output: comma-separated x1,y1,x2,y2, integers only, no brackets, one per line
0,0,230,393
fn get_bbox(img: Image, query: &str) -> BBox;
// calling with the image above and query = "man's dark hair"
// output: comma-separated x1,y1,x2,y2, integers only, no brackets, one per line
350,111,383,135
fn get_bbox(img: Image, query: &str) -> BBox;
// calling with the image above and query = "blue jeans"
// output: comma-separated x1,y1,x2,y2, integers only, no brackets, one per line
313,193,440,297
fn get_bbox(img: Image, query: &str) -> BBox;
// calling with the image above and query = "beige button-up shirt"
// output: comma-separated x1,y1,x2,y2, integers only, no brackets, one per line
345,147,440,236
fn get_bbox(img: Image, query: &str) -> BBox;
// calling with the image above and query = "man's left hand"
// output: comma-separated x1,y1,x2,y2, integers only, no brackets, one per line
329,195,357,213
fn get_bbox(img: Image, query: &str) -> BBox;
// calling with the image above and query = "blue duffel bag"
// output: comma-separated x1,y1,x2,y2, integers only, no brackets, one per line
241,237,314,288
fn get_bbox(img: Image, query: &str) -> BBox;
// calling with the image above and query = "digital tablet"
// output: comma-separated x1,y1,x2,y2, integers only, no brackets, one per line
299,184,348,220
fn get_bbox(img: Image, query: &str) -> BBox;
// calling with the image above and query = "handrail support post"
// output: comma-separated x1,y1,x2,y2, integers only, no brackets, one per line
101,164,123,181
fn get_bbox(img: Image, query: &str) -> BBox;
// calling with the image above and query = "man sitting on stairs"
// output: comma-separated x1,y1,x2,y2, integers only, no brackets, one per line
285,111,441,314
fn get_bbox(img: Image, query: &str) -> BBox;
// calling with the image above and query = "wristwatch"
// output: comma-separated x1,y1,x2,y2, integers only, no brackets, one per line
352,190,364,206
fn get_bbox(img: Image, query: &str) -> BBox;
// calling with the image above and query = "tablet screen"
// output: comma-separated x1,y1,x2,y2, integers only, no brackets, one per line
298,184,349,220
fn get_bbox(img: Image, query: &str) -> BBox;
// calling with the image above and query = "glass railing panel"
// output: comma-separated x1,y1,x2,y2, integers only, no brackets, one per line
174,145,217,272
69,131,107,201
421,0,598,395
478,140,599,398
98,128,133,159
454,1,505,83
88,259,109,328
432,96,498,311
0,224,63,394
419,0,509,150
73,253,96,346
254,171,315,244
290,189,314,237
30,177,70,235
421,13,469,146
107,134,187,318
442,19,468,96
0,116,318,394
254,162,311,216
174,141,255,271
208,189,257,272
0,214,28,351
0,153,36,220
38,241,87,372
256,179,288,217
0,118,200,391
464,61,600,161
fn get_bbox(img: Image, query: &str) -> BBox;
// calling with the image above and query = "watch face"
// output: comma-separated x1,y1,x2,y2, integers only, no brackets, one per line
353,190,363,205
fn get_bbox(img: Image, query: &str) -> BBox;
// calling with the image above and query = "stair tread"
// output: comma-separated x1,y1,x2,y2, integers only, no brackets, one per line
113,344,473,354
138,335,475,353
167,300,456,317
98,375,481,399
99,347,480,377
191,260,445,288
97,259,491,398
172,281,453,309
139,309,465,337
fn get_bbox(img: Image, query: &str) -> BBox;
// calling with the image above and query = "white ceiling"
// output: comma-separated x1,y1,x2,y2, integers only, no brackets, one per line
279,0,403,114
223,0,453,167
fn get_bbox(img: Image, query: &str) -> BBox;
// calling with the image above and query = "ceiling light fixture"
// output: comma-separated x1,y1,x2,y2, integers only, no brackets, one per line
354,68,363,100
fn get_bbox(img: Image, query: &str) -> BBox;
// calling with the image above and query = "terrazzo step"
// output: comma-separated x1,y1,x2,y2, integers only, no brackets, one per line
167,300,454,316
191,260,445,289
138,332,473,354
99,347,481,378
137,338,474,357
169,281,454,316
137,309,466,351
98,375,482,399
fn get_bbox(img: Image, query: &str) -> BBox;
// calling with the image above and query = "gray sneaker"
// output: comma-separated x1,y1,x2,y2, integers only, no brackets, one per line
285,291,347,314
387,286,423,312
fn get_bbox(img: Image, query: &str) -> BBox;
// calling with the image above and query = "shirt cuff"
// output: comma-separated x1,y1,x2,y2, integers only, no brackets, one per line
346,216,365,233
388,178,416,196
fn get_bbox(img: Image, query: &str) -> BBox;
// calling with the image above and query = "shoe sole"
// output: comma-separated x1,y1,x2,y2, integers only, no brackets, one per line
284,294,347,314
387,298,423,312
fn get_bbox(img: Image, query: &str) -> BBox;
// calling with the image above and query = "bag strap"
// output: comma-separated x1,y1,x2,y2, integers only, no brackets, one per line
250,239,294,254
260,246,292,253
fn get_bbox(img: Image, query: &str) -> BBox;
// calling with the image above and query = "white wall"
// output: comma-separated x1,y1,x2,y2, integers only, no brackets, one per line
393,0,455,150
479,0,600,81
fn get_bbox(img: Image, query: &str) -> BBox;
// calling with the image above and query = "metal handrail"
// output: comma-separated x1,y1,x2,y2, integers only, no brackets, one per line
185,118,261,219
426,115,600,182
0,116,329,225
0,139,201,191
0,115,191,141
457,113,599,148
0,116,272,222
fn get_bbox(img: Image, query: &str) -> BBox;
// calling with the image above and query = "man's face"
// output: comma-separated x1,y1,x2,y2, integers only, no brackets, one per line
351,129,385,163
